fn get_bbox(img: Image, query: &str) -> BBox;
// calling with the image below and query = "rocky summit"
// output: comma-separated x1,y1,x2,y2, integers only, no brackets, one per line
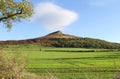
41,31,79,39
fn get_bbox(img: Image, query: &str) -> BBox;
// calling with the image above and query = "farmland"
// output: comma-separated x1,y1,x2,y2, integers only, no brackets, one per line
2,44,120,79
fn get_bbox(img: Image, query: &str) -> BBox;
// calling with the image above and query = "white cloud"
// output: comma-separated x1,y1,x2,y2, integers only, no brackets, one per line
89,0,119,6
31,2,78,31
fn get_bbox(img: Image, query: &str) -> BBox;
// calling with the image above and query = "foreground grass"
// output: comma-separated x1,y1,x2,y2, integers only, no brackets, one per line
2,44,120,79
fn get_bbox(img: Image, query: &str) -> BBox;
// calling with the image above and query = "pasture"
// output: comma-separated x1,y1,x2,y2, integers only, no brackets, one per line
2,44,120,79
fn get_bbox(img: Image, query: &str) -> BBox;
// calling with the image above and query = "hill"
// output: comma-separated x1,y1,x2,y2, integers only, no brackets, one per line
0,31,120,49
41,31,79,39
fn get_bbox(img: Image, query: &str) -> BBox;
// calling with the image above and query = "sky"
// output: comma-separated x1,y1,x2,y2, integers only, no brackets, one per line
0,0,120,43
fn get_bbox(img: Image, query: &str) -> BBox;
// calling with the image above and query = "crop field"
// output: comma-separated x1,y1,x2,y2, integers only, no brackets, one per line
2,45,120,79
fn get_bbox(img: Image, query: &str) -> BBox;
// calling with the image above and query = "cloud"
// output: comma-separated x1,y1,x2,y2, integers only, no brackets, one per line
31,2,78,31
89,0,119,6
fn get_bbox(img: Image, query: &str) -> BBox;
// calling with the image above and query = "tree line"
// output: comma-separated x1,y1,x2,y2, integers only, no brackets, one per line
52,38,120,49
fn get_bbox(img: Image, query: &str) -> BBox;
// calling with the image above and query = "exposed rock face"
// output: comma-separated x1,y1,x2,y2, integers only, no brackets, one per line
41,31,79,39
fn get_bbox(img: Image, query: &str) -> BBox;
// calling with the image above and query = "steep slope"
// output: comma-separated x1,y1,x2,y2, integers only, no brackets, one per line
36,31,79,39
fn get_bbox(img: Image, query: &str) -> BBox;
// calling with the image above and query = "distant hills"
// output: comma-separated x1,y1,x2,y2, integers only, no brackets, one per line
0,31,120,49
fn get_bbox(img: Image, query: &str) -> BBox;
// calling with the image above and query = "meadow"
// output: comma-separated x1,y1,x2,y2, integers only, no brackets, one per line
2,44,120,79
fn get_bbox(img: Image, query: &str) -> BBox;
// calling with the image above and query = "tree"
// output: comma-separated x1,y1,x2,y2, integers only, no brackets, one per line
0,0,33,28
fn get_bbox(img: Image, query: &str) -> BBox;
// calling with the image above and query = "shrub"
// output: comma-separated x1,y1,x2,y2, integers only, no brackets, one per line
0,50,38,79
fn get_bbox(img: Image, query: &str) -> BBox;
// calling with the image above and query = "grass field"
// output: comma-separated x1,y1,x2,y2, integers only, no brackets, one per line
2,44,120,79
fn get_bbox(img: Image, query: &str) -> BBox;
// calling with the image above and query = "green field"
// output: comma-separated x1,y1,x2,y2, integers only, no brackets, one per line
2,45,120,79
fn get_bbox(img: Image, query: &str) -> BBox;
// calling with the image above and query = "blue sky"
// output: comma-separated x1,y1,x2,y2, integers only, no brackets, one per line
0,0,120,43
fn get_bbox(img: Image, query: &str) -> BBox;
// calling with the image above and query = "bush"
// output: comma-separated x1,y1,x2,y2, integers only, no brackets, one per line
0,50,38,79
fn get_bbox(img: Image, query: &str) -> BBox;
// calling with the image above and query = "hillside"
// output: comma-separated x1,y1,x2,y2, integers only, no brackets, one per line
0,31,120,49
41,31,79,39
